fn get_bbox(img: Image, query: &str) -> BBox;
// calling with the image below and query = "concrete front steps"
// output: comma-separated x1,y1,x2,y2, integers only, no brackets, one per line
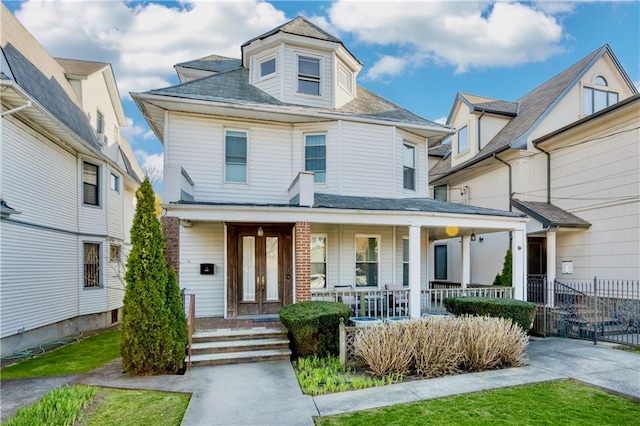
187,327,291,367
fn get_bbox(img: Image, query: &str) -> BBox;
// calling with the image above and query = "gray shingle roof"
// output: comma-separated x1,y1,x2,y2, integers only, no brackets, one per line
431,45,614,182
242,16,342,47
176,54,242,74
2,43,99,149
146,68,445,129
55,58,107,76
459,93,519,116
429,143,451,157
512,199,590,228
174,193,524,218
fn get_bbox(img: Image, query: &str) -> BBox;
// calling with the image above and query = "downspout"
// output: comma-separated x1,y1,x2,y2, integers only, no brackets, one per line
532,141,551,203
477,111,485,151
493,153,512,211
1,100,32,117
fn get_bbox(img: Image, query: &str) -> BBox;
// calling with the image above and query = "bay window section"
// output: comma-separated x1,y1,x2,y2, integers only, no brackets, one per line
355,236,379,287
298,56,320,95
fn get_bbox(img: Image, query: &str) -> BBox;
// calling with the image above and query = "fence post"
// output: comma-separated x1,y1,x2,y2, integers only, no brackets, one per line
339,317,346,368
593,277,598,345
543,275,547,338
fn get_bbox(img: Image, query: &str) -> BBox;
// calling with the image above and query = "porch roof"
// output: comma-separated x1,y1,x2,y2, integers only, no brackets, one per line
512,199,591,229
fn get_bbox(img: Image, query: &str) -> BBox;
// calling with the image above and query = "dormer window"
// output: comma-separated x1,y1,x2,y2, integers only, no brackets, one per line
298,56,320,95
259,56,276,79
338,64,352,94
583,76,618,115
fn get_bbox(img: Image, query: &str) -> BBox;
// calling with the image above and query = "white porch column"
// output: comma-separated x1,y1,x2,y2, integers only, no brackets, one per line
512,229,526,300
461,235,471,290
409,225,421,318
546,230,557,307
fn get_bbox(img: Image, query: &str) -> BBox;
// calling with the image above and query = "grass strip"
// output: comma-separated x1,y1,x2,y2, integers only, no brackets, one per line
314,380,640,426
1,329,121,379
79,387,191,426
4,384,97,426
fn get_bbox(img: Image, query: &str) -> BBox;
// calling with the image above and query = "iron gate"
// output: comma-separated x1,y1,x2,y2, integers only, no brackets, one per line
528,276,640,347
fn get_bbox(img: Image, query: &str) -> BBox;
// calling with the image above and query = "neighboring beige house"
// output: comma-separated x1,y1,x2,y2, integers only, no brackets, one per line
1,5,142,354
429,45,638,287
132,17,529,321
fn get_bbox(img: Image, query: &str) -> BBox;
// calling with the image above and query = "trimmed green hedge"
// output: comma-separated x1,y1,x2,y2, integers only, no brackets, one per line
279,301,351,357
443,297,537,332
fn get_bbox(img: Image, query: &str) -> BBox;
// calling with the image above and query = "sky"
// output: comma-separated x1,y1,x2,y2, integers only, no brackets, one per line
4,0,639,183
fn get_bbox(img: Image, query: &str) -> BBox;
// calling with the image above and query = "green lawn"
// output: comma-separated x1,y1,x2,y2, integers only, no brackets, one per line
1,329,121,379
314,380,640,426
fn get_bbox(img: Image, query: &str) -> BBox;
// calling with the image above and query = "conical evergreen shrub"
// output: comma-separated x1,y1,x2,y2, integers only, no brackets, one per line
121,178,172,374
165,267,187,372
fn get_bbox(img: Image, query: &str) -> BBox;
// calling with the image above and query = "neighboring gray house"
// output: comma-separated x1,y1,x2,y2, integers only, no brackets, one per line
1,5,142,354
132,17,528,320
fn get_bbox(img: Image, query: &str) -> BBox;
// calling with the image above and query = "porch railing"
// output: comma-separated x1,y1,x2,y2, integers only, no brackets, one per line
311,286,514,318
185,293,195,370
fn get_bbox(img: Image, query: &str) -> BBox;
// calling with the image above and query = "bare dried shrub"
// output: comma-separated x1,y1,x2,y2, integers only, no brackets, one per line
460,315,528,371
354,322,415,377
409,317,465,377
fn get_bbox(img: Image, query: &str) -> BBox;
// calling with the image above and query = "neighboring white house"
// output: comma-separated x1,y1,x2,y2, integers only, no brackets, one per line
0,5,142,354
132,17,529,320
429,45,638,286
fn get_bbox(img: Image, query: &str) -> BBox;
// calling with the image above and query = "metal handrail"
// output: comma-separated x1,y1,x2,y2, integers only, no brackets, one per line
186,294,195,370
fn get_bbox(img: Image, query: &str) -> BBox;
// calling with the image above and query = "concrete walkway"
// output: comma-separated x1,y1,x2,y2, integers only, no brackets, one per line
1,337,639,424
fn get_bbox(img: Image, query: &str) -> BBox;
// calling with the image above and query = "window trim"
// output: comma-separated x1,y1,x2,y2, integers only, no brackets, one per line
258,54,277,80
402,237,409,287
110,172,120,193
83,242,102,289
109,243,121,263
355,234,380,288
83,161,100,207
297,54,321,96
457,125,468,154
403,143,416,191
434,244,448,281
337,63,353,94
582,84,618,115
310,234,328,290
304,133,327,184
224,129,249,184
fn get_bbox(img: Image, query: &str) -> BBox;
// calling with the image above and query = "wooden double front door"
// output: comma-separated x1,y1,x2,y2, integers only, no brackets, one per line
227,224,293,316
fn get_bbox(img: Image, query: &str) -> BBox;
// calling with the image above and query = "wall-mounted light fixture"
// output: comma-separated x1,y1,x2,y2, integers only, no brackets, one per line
470,230,476,241
257,226,264,237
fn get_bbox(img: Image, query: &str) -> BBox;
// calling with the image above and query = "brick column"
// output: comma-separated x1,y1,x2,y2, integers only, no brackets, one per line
295,222,311,302
161,216,180,276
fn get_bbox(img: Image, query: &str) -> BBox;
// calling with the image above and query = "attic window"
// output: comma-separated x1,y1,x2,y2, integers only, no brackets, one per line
594,76,607,86
259,57,276,79
298,56,320,95
457,126,468,153
338,64,352,94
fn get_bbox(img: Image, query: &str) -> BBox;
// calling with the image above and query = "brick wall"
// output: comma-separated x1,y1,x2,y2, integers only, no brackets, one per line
161,216,180,276
295,222,311,302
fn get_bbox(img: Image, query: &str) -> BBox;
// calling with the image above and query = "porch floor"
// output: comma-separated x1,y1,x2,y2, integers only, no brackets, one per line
195,316,284,331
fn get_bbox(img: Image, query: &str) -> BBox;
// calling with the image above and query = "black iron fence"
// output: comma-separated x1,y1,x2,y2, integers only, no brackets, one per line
528,276,640,347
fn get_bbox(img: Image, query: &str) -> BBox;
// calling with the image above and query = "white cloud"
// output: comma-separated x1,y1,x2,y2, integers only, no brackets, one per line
533,1,577,15
134,149,164,181
14,0,287,98
434,117,447,125
365,55,410,80
329,1,566,78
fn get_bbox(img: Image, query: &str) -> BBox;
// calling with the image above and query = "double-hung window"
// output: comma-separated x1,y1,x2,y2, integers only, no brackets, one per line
583,77,618,115
434,245,448,280
84,243,101,288
403,144,415,190
457,126,468,153
225,130,247,183
355,236,379,287
96,110,104,134
402,238,409,287
110,173,119,192
434,184,447,201
83,162,100,206
310,235,327,289
305,134,326,183
298,56,320,95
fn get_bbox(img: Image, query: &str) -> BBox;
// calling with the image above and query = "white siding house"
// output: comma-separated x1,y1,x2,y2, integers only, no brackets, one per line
429,45,638,288
133,17,529,320
0,5,142,354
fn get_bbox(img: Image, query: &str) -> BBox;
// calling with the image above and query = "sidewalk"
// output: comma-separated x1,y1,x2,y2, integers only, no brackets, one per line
2,337,639,424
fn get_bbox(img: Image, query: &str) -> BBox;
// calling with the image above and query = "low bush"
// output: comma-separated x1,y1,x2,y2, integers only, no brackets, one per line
355,322,415,377
353,316,528,378
279,301,351,357
444,297,537,332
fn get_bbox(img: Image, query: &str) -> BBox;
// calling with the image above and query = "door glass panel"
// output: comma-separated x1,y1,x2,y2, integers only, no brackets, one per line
266,237,279,301
242,236,256,302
